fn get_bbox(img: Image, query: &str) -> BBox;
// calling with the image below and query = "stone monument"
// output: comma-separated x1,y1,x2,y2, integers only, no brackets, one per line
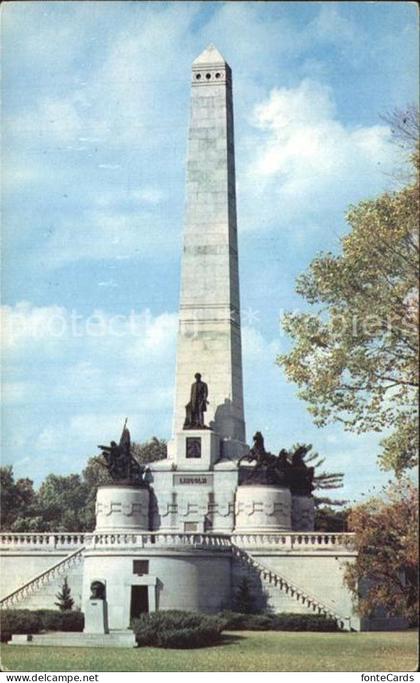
166,44,248,466
82,422,151,633
149,45,250,534
95,420,150,533
84,580,109,635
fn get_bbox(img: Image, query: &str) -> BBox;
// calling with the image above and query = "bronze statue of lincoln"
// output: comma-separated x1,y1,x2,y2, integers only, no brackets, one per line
184,373,209,429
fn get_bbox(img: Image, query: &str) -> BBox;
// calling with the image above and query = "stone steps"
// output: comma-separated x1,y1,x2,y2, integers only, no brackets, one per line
232,544,351,630
1,547,85,609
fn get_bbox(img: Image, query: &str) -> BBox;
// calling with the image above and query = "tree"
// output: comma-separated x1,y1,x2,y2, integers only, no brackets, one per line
314,506,349,532
131,437,167,464
289,443,347,530
37,474,91,532
344,480,418,624
81,455,114,530
233,577,256,614
55,577,74,611
289,443,345,498
0,466,41,531
278,110,419,475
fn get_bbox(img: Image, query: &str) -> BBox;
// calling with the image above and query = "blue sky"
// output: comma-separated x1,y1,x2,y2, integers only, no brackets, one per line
1,1,418,502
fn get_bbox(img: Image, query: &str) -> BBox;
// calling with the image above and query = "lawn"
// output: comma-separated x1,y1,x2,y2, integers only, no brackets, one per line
1,631,418,672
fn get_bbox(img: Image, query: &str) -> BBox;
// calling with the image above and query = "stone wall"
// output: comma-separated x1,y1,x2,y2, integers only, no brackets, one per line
1,532,405,632
0,553,84,610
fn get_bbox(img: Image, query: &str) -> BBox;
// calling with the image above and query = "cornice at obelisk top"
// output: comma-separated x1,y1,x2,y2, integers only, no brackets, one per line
192,44,229,67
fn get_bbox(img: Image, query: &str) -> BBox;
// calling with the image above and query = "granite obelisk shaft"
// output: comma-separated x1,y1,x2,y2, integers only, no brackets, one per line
172,46,246,456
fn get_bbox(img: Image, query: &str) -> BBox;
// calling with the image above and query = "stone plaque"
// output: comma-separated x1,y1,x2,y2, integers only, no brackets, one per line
186,437,201,459
173,474,213,486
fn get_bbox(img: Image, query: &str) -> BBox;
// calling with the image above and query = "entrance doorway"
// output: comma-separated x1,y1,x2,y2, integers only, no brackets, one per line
130,586,149,619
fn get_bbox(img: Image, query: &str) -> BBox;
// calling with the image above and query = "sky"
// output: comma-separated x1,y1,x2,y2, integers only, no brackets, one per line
1,1,418,503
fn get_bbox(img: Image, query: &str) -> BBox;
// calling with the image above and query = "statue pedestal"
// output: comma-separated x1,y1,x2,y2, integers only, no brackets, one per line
167,429,221,470
84,600,109,634
234,485,292,533
95,485,150,533
291,495,315,531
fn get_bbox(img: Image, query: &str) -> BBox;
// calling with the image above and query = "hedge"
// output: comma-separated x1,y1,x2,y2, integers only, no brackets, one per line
35,610,84,632
219,611,342,631
131,610,226,648
0,609,84,642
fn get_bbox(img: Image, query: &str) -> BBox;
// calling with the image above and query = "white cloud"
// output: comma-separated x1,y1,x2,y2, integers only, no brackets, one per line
309,3,359,46
5,3,199,150
1,302,70,352
240,79,395,231
36,413,137,453
242,325,280,362
1,302,177,356
132,187,165,205
98,164,121,170
3,302,178,477
35,208,179,267
1,382,32,405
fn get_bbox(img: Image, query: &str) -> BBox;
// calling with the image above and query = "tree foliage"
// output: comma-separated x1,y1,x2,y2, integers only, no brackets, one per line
131,437,167,464
314,506,349,532
0,466,40,531
1,437,167,532
285,443,346,521
54,577,74,612
278,109,419,475
37,474,91,532
344,480,418,624
290,442,344,496
233,577,256,614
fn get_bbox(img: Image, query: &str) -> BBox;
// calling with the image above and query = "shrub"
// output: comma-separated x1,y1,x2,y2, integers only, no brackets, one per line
35,609,84,632
218,611,272,630
0,610,42,642
131,610,225,648
219,611,341,632
0,609,84,642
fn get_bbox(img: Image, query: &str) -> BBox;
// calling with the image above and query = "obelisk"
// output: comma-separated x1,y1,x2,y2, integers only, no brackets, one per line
168,45,247,466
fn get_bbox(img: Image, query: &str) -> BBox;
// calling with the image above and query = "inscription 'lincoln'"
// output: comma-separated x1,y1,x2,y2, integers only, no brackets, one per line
174,474,211,485
180,477,207,484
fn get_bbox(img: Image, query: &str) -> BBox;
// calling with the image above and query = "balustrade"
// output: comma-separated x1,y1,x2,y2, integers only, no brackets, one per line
231,532,355,551
1,531,355,552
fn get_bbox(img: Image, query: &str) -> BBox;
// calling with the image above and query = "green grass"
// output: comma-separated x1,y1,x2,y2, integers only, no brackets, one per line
1,631,418,672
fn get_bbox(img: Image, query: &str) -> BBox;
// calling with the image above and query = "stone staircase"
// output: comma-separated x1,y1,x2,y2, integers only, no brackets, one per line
0,546,85,609
231,544,352,630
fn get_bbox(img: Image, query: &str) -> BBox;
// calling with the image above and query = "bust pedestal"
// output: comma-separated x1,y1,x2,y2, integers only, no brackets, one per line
84,599,109,634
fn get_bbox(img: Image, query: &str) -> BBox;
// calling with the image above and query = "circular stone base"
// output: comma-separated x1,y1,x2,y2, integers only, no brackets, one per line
234,485,292,533
291,495,315,531
95,485,150,533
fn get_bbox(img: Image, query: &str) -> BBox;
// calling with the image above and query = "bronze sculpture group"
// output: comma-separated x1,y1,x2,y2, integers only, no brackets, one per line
97,420,148,486
238,431,315,495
